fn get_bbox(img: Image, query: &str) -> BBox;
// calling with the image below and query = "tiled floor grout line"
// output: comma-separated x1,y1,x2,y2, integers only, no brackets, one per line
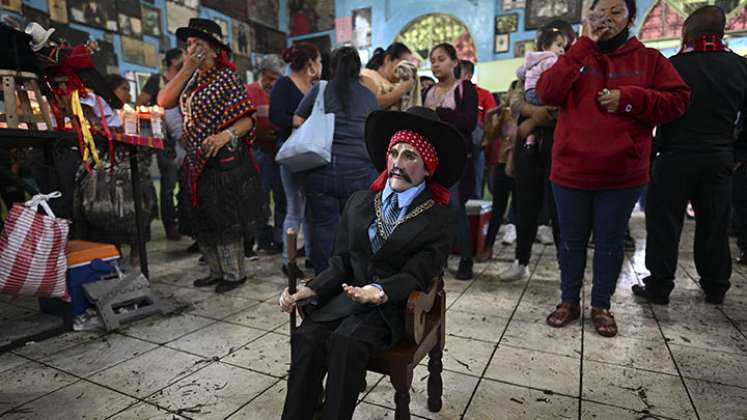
221,377,285,420
718,306,747,341
458,245,548,419
577,281,586,420
632,260,702,420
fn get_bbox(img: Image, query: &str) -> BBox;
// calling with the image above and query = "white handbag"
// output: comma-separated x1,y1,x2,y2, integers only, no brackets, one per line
275,81,335,172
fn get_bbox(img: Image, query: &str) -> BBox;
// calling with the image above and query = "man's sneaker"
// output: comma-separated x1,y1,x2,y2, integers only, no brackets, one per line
499,260,529,282
737,252,747,266
501,224,517,245
536,225,554,245
455,258,474,280
631,284,669,305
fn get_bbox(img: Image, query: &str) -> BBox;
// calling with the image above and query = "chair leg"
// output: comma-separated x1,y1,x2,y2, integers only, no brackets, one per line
427,347,444,412
390,367,413,420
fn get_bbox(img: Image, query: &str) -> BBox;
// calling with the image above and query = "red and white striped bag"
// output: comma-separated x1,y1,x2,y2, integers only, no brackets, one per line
0,192,71,300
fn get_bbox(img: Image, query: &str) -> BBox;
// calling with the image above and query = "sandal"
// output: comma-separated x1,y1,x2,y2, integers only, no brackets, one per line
546,303,581,328
591,307,618,337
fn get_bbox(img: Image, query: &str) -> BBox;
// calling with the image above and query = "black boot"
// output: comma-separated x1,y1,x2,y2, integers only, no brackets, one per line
215,278,247,294
455,258,474,280
631,284,669,305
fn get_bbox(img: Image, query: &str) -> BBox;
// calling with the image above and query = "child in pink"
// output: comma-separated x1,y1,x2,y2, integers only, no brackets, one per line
516,28,566,157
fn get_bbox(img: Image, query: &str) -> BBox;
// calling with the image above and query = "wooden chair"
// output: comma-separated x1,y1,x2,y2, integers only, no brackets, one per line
367,277,446,420
0,70,54,130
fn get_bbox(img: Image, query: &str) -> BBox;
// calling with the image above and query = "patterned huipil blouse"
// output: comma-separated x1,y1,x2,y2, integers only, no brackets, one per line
180,65,256,205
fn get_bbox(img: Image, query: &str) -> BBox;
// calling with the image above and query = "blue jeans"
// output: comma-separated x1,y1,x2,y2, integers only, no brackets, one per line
303,155,378,274
280,165,312,264
551,183,643,309
255,147,287,246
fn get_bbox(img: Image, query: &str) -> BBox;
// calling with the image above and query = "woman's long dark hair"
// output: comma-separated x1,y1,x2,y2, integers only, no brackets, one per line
430,43,461,79
329,46,361,114
365,42,411,70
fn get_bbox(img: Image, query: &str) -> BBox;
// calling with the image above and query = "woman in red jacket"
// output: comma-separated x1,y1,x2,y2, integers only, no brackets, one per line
536,0,690,337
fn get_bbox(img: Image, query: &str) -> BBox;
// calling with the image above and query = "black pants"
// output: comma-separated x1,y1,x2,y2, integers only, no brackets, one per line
733,161,747,253
156,150,179,231
644,150,733,295
485,163,514,247
512,128,559,265
282,310,390,420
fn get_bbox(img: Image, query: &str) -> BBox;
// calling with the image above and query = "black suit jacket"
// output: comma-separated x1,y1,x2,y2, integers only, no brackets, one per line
305,188,454,346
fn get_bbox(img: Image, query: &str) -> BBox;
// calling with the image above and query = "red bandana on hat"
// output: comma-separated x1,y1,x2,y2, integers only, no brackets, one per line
369,129,450,204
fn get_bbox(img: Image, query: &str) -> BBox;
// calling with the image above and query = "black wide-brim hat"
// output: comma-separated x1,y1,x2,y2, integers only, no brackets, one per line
176,18,230,53
365,107,467,189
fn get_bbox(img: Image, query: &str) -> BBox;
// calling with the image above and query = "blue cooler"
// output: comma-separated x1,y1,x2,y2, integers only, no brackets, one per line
40,240,120,317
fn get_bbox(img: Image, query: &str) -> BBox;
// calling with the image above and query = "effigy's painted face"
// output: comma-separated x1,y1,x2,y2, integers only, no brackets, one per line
387,142,429,192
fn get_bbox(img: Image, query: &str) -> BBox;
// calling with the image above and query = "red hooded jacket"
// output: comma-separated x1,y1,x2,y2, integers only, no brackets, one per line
537,36,690,190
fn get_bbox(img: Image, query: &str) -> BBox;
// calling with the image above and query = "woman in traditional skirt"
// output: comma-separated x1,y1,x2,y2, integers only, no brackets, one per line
158,19,262,293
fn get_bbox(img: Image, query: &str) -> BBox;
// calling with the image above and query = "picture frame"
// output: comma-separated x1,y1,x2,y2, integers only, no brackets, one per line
514,39,536,58
352,7,372,48
166,1,197,34
212,17,229,44
253,23,286,54
246,0,279,29
48,0,68,23
502,0,525,11
22,5,51,28
231,19,253,56
116,0,142,38
0,0,22,12
494,33,510,54
287,0,335,36
121,36,145,65
141,4,161,37
67,0,117,31
525,0,582,30
495,13,519,34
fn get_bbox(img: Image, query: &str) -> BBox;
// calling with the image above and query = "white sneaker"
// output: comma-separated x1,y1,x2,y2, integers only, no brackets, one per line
499,260,529,282
536,225,554,245
501,224,517,245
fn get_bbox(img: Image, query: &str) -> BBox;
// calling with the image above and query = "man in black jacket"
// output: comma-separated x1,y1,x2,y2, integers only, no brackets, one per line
278,107,466,420
634,6,747,305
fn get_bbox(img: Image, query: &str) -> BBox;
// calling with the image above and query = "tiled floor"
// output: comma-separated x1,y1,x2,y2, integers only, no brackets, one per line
1,213,746,420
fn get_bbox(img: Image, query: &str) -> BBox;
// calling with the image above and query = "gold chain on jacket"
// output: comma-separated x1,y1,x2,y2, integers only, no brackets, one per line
374,192,434,242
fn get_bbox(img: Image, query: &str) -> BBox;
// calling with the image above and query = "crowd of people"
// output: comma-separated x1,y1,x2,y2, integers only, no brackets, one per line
2,2,746,418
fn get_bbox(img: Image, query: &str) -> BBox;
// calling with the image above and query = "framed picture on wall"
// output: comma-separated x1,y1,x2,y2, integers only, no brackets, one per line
49,0,68,23
495,13,519,33
173,0,200,10
495,33,510,53
287,0,335,36
0,0,22,12
514,39,535,57
232,20,253,56
166,1,197,33
141,4,161,37
91,39,119,75
525,0,582,29
352,7,371,48
202,0,246,21
212,17,229,44
121,36,145,65
68,0,117,31
116,0,142,38
502,0,526,11
246,0,279,29
253,23,286,54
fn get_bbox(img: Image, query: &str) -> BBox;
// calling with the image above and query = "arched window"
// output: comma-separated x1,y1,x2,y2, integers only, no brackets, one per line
395,13,477,64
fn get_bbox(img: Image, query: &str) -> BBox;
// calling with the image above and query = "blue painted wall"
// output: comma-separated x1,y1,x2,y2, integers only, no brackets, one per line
285,0,659,62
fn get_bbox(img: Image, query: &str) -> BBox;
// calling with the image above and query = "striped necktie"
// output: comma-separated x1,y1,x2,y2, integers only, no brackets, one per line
372,193,400,252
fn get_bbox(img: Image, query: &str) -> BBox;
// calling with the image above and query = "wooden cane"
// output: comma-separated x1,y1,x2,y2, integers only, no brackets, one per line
287,227,298,332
